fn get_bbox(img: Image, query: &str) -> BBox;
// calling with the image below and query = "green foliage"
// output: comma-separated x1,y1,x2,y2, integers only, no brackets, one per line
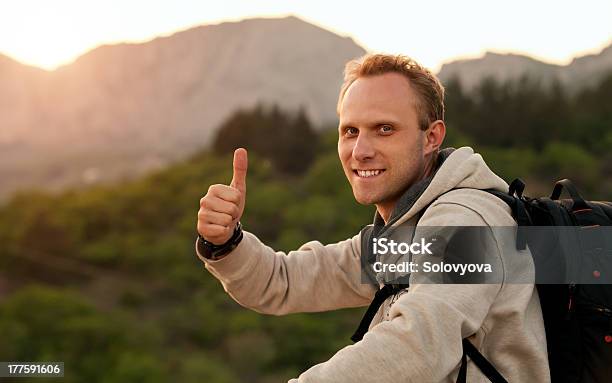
539,142,600,190
445,73,610,155
100,353,168,383
176,353,240,383
479,147,538,180
213,104,319,175
0,286,165,383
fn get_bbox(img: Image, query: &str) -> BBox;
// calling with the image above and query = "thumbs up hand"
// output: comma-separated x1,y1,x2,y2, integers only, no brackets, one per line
197,148,248,245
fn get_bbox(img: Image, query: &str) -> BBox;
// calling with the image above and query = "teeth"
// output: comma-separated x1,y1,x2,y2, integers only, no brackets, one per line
357,170,382,177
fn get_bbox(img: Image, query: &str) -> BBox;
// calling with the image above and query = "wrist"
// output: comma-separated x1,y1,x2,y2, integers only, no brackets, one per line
197,222,243,260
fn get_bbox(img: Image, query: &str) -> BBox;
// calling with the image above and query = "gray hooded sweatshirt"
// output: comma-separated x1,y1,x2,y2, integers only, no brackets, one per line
197,147,551,382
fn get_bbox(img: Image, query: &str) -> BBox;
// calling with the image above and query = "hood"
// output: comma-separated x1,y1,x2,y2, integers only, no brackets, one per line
373,146,509,232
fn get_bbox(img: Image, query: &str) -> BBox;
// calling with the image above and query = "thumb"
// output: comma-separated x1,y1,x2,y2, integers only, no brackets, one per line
230,148,248,194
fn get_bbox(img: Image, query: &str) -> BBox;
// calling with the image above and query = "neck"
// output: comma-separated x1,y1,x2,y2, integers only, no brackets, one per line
376,202,395,225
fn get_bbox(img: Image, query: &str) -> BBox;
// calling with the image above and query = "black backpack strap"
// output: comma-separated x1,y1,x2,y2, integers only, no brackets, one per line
486,180,532,251
508,178,526,198
456,339,509,383
550,179,590,211
351,284,404,342
457,348,468,383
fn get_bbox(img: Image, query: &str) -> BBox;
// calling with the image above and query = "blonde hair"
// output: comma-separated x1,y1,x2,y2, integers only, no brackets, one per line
337,54,445,130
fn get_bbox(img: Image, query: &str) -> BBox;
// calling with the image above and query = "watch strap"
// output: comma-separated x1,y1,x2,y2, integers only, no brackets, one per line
197,222,243,260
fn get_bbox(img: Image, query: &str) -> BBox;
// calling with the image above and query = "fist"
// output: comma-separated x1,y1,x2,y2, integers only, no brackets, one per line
197,148,248,245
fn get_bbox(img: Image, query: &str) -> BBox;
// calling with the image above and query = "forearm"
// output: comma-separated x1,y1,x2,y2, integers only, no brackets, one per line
197,231,375,314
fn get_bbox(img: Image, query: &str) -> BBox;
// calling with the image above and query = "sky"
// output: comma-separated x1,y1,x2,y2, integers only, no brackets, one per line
1,0,610,72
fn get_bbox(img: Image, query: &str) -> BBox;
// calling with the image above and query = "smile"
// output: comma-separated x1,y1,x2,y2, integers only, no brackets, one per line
354,169,385,178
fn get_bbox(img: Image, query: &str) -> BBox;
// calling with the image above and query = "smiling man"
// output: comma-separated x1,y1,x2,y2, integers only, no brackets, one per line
195,54,550,382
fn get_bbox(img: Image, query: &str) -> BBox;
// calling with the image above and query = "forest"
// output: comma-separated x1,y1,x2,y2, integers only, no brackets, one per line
0,73,610,382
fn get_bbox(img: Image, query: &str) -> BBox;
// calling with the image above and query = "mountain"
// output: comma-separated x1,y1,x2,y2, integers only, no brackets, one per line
0,16,365,201
438,42,612,92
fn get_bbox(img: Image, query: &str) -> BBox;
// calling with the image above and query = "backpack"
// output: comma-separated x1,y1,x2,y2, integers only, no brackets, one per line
352,178,612,383
482,178,612,383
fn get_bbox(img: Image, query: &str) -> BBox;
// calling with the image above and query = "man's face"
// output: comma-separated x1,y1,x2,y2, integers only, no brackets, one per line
338,72,427,219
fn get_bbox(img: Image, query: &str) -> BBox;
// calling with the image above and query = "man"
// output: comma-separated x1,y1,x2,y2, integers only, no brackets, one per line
196,54,550,382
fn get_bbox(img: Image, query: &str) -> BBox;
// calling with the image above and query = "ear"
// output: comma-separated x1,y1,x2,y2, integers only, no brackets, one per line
423,120,446,155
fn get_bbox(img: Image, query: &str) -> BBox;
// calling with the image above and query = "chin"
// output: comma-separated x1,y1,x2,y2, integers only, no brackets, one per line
352,191,381,206
354,198,373,206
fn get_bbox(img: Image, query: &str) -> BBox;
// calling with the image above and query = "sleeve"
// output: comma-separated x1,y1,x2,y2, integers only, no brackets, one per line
196,230,376,315
287,202,505,382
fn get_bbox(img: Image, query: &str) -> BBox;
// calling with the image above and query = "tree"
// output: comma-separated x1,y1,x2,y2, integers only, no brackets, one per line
212,104,319,175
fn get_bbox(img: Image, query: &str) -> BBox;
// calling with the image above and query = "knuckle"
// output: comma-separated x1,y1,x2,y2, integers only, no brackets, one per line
200,195,212,208
208,184,223,195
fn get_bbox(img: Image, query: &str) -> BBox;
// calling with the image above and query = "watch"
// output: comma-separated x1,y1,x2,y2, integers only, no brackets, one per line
197,222,243,260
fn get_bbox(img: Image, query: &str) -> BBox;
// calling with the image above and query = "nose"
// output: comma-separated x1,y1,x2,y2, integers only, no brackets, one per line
352,133,375,162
